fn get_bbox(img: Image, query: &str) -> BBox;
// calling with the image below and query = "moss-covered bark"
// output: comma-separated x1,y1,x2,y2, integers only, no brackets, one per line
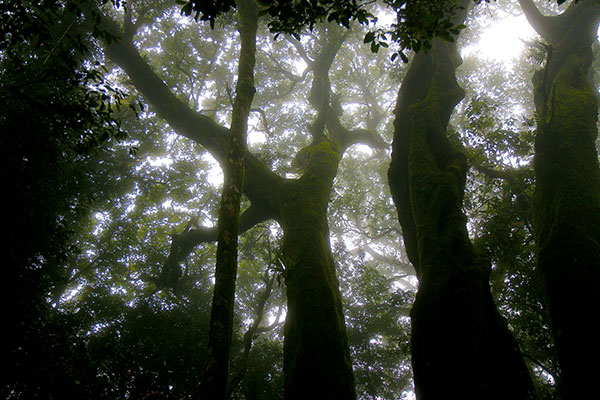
389,2,536,398
279,140,356,400
201,1,258,399
519,1,600,397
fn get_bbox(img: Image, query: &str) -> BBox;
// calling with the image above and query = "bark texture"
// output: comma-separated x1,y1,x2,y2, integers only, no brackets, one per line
388,2,536,398
519,1,600,398
93,9,384,397
279,140,355,400
275,27,370,399
201,1,258,399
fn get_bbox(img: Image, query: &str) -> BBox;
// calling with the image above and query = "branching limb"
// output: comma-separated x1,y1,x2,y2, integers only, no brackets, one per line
250,107,272,136
285,36,314,67
83,1,286,210
301,26,387,155
517,0,554,41
339,127,388,152
347,57,386,130
157,203,274,291
467,155,532,182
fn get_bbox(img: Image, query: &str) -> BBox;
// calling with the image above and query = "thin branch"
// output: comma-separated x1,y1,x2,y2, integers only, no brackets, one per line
250,107,272,136
227,271,280,397
522,353,557,380
43,18,76,64
285,36,314,66
470,162,531,182
157,204,274,291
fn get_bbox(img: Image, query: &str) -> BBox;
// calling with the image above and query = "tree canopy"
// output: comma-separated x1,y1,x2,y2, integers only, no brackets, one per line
3,0,599,399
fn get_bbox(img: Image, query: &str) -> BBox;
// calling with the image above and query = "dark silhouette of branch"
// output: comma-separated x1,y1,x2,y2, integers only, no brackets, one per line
157,204,274,291
227,272,281,397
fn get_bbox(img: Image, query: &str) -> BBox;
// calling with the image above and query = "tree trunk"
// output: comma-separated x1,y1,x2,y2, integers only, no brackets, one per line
388,2,536,398
202,1,258,399
519,1,600,397
96,12,374,399
279,140,356,400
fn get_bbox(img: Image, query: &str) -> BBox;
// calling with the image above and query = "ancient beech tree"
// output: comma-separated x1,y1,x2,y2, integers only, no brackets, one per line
387,1,536,398
92,2,385,398
519,0,600,398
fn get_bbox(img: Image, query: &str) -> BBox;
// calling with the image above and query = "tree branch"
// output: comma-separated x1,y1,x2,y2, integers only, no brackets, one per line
467,155,532,182
227,271,280,397
84,2,287,213
157,203,275,292
285,36,314,67
518,0,552,40
339,127,388,152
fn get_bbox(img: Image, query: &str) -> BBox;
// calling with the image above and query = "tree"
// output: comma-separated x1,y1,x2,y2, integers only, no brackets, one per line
201,1,258,398
0,1,133,397
518,0,600,398
87,1,387,397
387,0,536,397
5,1,585,399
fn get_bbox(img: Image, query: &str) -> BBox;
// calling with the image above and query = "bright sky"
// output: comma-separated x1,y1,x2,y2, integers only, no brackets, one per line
464,14,537,65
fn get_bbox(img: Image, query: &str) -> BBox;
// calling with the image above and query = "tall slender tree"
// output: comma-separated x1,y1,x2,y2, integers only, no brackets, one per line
201,1,258,399
387,1,536,398
518,0,600,398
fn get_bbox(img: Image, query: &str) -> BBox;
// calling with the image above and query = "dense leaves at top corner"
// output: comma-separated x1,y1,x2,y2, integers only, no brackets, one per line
257,0,371,35
177,0,236,27
176,0,469,62
178,0,371,32
0,0,123,52
175,0,585,63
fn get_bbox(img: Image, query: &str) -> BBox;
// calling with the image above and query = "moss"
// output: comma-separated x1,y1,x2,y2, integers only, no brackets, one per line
395,34,536,400
405,46,471,280
534,50,600,250
277,138,355,399
292,140,340,173
532,16,600,397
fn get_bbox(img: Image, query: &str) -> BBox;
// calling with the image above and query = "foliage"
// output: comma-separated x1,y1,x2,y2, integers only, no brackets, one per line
179,0,475,62
0,1,137,397
2,0,583,398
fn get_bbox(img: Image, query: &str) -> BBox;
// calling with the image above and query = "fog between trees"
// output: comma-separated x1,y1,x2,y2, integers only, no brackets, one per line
3,0,600,399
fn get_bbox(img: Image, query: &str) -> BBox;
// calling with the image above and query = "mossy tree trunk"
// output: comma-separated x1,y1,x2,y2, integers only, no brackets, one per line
519,1,600,398
274,26,384,399
201,1,258,399
278,140,355,400
97,11,385,397
388,2,536,398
